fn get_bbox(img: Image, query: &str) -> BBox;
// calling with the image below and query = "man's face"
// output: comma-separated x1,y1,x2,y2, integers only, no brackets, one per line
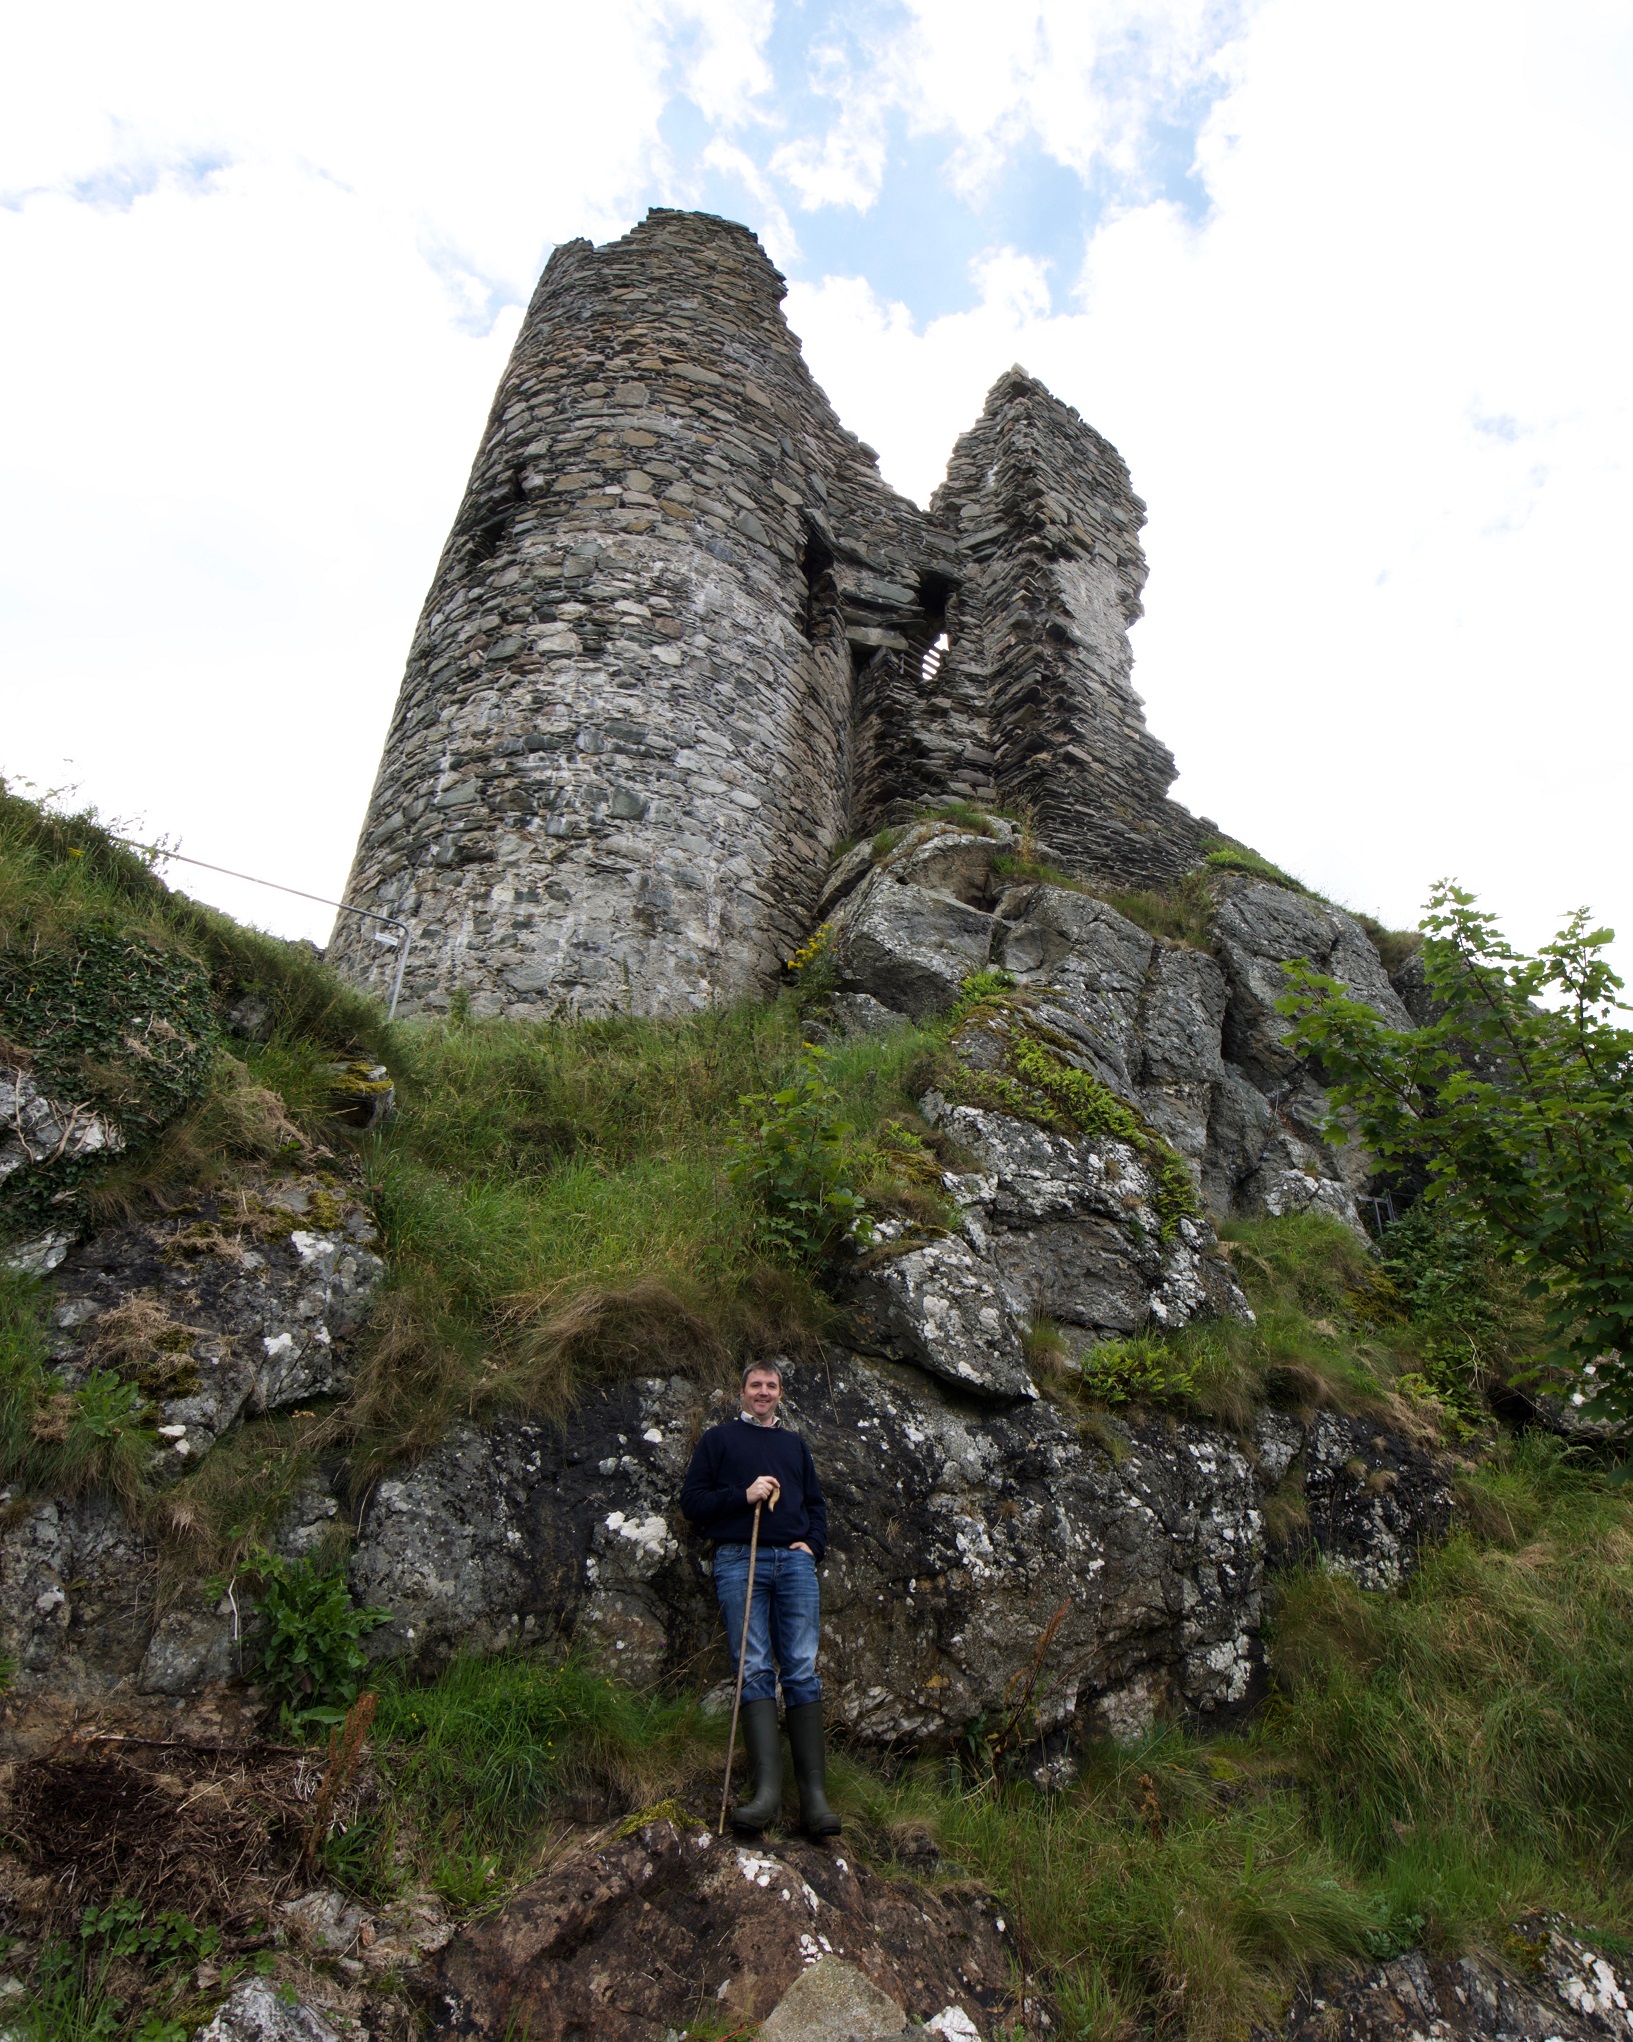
741,1368,782,1422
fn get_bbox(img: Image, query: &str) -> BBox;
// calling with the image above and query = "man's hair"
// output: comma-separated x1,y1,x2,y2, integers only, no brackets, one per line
741,1358,784,1386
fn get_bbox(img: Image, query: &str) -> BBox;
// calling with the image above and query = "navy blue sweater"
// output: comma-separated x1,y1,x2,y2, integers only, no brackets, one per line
680,1420,828,1562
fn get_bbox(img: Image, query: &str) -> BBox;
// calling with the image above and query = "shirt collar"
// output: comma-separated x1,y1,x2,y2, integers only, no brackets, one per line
739,1407,782,1427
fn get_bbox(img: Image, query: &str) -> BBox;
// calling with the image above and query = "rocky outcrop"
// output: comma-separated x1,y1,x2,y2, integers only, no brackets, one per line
0,1170,381,1716
1,1064,127,1278
850,1102,1250,1398
824,820,1401,1234
345,1354,1453,1749
41,1170,383,1461
424,1816,1011,2041
1271,1927,1633,2042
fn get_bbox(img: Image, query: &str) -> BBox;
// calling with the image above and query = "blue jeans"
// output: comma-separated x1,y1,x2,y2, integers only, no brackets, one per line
713,1543,822,1708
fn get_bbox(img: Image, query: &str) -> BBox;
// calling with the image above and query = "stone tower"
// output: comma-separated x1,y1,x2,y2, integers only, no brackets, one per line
330,209,1201,1018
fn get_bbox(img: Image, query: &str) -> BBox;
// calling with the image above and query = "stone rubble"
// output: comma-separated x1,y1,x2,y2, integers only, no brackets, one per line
195,1978,339,2042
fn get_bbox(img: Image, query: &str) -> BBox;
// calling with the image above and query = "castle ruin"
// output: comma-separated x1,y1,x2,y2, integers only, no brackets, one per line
331,208,1203,1016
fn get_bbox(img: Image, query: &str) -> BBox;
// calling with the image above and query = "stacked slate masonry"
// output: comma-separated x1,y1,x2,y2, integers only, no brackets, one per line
331,209,1203,1018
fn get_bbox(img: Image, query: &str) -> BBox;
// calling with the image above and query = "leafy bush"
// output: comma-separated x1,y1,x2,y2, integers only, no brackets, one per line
728,1043,873,1262
246,1548,388,1735
1284,883,1633,1419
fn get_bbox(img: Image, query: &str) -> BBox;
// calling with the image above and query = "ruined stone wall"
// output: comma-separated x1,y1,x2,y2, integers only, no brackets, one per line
333,211,1201,1017
932,370,1203,889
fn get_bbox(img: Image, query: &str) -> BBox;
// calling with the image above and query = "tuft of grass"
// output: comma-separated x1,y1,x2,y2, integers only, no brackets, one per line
0,781,389,1241
1267,1432,1633,1948
0,1267,156,1509
917,796,1001,837
146,1415,321,1594
0,780,385,1060
1201,836,1311,893
324,1006,954,1474
848,1734,1378,2042
359,1653,718,1903
1099,871,1218,949
1352,912,1423,976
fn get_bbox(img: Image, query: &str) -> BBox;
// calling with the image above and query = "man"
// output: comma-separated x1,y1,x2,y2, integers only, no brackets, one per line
680,1358,841,1838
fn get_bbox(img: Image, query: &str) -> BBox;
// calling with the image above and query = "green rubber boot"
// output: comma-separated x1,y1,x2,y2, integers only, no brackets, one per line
785,1701,842,1838
730,1697,784,1833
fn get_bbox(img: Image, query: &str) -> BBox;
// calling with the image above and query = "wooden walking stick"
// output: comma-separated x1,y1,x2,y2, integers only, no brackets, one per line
718,1480,778,1835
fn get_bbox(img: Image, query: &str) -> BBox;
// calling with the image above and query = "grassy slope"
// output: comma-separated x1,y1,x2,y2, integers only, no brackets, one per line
6,785,1631,2040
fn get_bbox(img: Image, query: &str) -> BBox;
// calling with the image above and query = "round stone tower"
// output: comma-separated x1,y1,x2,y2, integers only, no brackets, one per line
329,208,935,1018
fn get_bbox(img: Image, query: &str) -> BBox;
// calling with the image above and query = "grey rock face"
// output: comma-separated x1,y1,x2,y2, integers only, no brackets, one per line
0,1462,341,1707
2,1229,74,1276
1213,879,1411,1087
825,826,1394,1231
846,1102,1250,1398
0,1066,125,1187
847,1219,1039,1400
42,1179,383,1475
830,870,999,1021
1301,1412,1457,1589
1277,1928,1633,2042
346,1353,1450,1750
0,1175,380,1711
0,1492,152,1693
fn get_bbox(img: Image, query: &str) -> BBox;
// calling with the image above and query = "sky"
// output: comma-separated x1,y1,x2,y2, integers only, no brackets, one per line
4,0,1631,974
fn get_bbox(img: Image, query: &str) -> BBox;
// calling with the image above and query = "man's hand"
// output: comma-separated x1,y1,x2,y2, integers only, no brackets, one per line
745,1475,781,1506
790,1541,814,1556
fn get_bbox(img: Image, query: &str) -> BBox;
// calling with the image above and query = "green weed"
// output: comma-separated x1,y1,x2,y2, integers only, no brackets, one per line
1201,837,1311,892
728,1044,873,1262
1077,1335,1197,1405
0,1270,156,1507
243,1547,388,1737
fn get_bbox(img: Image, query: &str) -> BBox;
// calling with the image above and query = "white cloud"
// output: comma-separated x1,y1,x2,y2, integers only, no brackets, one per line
786,0,1633,962
0,0,777,940
3,0,1630,987
764,0,1247,213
